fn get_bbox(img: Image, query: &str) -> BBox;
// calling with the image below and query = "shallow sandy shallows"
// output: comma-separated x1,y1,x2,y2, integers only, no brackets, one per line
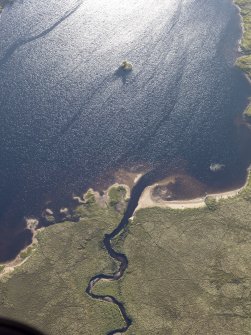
136,173,250,211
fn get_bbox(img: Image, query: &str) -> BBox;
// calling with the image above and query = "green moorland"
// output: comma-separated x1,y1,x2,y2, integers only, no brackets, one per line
1,179,251,334
0,203,126,335
94,176,251,334
108,186,127,207
0,2,250,335
235,0,251,118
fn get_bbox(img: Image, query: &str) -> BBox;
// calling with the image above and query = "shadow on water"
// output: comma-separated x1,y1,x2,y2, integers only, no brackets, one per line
0,1,83,68
114,67,132,85
1,0,251,264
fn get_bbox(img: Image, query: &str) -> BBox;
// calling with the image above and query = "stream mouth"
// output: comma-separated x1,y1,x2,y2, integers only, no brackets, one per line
85,170,150,333
85,157,251,333
1,0,251,266
85,169,172,333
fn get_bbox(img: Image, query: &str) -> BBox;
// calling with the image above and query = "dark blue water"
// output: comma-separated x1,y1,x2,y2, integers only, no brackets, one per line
0,0,251,261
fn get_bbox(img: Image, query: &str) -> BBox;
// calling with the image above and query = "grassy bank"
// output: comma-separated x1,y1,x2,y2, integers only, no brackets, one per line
235,0,251,118
97,175,251,334
1,177,251,334
0,204,125,335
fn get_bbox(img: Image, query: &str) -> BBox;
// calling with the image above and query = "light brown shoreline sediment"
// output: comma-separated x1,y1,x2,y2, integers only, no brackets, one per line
1,178,134,278
135,170,250,212
0,218,41,279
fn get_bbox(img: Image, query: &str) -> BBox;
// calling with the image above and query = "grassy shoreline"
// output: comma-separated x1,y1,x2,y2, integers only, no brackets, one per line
0,207,126,334
0,174,251,334
0,2,250,333
235,0,251,119
101,173,251,334
135,173,249,211
0,188,129,335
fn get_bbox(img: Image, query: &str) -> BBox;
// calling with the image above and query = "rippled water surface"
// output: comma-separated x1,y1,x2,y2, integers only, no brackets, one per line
0,0,251,260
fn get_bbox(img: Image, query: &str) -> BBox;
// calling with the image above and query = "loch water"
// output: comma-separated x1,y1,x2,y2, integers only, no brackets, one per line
0,0,251,261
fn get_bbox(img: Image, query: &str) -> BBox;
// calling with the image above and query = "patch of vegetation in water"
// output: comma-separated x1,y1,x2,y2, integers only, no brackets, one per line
120,60,133,71
1,175,251,334
44,214,56,224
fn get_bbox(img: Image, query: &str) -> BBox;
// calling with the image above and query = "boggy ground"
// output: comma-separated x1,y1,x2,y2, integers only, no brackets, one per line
0,1,251,334
0,201,126,335
94,177,251,334
1,179,251,334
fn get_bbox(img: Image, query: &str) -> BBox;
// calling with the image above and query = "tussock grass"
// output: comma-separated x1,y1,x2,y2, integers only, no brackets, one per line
104,176,251,334
0,205,125,335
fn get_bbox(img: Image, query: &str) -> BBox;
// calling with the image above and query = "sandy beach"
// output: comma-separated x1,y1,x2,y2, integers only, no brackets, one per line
135,171,250,212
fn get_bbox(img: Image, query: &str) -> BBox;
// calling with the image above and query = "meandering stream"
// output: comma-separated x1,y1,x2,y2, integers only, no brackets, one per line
86,169,171,333
1,0,251,331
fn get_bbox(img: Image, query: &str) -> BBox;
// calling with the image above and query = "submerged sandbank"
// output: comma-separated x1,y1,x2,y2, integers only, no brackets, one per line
135,169,251,211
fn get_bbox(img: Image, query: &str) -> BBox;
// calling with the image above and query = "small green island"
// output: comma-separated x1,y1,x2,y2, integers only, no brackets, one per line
120,60,133,71
1,175,251,334
0,2,251,335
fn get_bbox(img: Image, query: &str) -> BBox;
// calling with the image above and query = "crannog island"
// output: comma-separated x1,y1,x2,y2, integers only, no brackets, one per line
1,1,251,335
1,176,251,334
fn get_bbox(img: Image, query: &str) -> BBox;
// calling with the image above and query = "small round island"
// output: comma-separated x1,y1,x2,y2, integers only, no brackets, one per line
120,60,133,71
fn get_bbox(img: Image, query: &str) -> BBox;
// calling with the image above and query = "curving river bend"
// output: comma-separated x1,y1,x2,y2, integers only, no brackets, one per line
0,0,251,261
86,170,157,333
